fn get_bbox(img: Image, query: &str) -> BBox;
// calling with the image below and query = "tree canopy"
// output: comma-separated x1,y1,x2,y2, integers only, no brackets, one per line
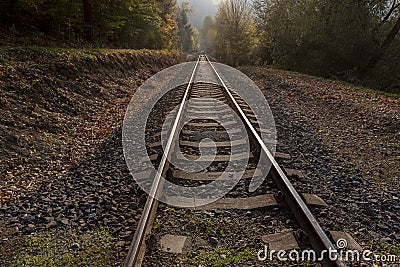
253,0,400,92
1,0,399,92
203,0,400,92
213,0,259,66
0,0,196,51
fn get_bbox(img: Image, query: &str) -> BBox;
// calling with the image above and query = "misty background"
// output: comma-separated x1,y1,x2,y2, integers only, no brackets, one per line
177,0,219,28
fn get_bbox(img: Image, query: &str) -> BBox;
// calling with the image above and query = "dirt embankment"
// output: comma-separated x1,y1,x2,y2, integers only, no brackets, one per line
0,48,183,203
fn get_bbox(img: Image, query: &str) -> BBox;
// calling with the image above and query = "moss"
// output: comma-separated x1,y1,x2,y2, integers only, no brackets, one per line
9,228,117,267
0,46,181,66
370,239,400,256
177,248,256,267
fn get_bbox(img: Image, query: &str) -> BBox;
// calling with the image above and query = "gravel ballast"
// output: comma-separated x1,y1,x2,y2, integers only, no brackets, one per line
1,56,398,266
0,49,183,266
241,66,399,260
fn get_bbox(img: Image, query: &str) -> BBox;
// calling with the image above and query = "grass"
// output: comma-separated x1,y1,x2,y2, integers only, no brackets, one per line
366,240,400,266
253,66,400,100
177,247,256,267
0,46,180,65
176,247,325,266
371,239,400,256
336,80,399,99
8,228,117,267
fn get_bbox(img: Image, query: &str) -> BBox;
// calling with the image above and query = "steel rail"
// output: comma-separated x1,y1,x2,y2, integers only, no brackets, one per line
204,55,346,267
124,56,201,267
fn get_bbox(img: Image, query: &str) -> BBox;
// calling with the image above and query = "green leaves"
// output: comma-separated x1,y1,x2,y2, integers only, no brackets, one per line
0,0,181,49
252,0,400,92
214,0,259,66
176,2,196,52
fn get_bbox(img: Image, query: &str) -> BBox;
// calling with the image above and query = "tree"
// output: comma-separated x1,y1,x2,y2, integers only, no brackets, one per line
82,0,94,42
157,0,178,48
254,0,377,73
215,0,259,66
362,0,400,75
0,0,182,49
253,0,400,92
192,27,201,52
201,16,217,54
176,2,195,52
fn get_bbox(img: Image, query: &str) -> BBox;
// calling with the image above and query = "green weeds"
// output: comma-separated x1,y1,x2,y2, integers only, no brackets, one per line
9,228,117,267
177,248,255,267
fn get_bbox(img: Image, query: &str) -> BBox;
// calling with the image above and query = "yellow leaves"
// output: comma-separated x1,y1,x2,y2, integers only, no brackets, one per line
164,14,178,31
159,14,178,49
215,0,258,65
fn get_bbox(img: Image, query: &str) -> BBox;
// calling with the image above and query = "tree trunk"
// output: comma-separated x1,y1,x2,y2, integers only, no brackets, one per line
361,16,400,77
381,15,400,51
83,0,94,42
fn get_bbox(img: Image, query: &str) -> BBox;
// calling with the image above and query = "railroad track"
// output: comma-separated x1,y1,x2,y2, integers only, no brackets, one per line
124,55,353,266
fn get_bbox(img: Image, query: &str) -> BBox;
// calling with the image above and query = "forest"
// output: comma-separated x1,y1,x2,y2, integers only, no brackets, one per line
1,0,399,93
0,0,197,51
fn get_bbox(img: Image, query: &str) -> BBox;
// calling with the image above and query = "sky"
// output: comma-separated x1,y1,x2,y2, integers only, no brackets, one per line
177,0,220,28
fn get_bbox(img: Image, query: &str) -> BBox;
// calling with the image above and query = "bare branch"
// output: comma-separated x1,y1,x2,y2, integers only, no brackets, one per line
382,14,400,50
381,0,400,25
